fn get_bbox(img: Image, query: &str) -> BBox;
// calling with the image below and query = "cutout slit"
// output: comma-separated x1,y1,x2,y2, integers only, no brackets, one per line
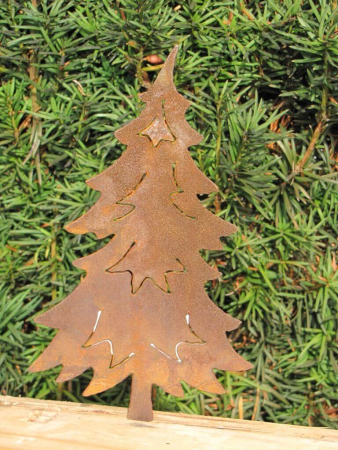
170,163,196,219
105,242,136,272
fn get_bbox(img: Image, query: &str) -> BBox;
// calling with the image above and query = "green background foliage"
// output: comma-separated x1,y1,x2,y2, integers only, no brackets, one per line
1,0,338,428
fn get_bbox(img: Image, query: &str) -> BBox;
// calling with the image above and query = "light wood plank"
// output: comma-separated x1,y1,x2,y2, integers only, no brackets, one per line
0,396,337,450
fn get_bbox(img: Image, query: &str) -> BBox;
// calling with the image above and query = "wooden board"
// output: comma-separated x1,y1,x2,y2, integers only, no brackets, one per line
0,395,337,450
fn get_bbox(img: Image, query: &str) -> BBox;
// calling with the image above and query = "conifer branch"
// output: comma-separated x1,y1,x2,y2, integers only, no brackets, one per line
288,49,329,182
23,0,42,184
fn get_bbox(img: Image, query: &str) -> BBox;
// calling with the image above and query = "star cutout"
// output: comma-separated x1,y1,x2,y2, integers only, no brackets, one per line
141,116,175,147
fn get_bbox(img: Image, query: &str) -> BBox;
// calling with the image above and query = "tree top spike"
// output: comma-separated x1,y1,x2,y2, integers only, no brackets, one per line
140,45,179,101
153,45,179,89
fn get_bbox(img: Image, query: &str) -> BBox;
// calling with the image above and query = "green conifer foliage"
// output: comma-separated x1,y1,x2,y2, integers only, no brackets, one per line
0,0,337,427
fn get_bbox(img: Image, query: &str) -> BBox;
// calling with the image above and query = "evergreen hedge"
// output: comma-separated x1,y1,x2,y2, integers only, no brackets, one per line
1,0,338,427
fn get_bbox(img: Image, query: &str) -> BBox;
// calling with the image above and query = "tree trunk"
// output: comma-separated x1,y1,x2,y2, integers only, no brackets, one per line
127,376,153,421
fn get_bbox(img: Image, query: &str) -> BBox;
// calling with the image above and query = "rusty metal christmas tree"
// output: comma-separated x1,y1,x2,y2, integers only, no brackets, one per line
29,46,252,421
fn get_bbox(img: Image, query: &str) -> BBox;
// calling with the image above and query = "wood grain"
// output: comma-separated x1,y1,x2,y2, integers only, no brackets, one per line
0,396,337,449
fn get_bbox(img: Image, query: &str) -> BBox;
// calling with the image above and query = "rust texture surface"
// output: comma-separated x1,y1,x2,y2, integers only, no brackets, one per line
29,46,252,422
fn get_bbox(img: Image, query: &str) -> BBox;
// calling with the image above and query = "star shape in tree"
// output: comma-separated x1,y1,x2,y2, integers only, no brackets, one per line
141,115,175,147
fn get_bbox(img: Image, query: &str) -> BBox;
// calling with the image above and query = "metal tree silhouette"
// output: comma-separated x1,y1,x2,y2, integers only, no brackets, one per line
29,46,252,421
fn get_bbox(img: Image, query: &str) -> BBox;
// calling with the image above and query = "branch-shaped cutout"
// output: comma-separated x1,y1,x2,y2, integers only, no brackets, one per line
113,172,148,222
66,172,148,238
150,314,205,362
82,310,135,370
107,248,187,294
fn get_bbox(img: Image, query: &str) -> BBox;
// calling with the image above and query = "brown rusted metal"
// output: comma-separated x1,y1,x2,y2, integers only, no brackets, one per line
29,46,252,422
